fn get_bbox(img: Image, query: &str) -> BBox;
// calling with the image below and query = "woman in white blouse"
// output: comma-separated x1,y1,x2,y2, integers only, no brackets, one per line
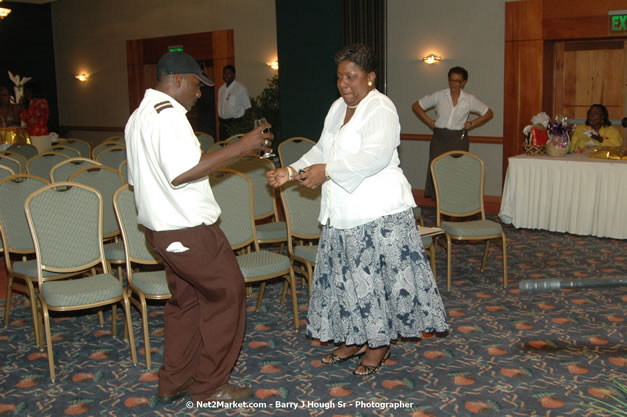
412,67,493,198
266,44,448,376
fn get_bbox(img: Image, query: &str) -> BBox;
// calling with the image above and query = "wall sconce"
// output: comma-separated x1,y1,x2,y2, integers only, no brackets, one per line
75,73,89,82
422,54,442,64
267,60,279,70
0,0,11,19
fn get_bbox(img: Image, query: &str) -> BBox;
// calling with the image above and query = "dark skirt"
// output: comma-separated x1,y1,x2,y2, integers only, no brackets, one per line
424,127,469,197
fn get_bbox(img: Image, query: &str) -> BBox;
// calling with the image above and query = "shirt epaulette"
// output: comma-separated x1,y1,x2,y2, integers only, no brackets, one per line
154,100,174,113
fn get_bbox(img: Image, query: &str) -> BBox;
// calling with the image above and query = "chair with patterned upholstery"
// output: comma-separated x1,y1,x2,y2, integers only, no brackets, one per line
102,135,125,145
210,169,299,328
230,155,287,246
114,185,169,369
50,157,102,183
7,143,38,160
26,152,69,179
118,160,128,184
92,141,124,160
0,153,26,173
25,182,137,381
278,137,316,168
195,131,215,152
68,165,126,277
58,138,91,158
46,144,81,158
95,146,126,170
0,164,15,180
0,174,50,348
280,179,322,298
431,150,508,290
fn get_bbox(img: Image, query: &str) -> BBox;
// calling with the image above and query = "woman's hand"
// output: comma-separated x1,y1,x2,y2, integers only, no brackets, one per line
266,167,290,188
297,164,327,189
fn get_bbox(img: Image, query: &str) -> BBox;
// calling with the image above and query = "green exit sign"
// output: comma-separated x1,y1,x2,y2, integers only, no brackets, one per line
609,10,627,33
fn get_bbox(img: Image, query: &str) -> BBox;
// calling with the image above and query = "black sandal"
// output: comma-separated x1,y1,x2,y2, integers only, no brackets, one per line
353,348,390,376
321,345,366,364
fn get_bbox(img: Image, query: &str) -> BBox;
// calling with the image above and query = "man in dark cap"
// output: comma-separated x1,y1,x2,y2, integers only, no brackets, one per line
125,51,272,403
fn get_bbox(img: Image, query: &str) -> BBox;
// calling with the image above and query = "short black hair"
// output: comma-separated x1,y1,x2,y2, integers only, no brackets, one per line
334,43,377,73
588,104,612,127
448,66,468,81
224,65,235,73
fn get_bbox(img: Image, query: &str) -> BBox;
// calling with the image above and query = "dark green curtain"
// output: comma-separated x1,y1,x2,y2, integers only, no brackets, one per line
342,0,386,94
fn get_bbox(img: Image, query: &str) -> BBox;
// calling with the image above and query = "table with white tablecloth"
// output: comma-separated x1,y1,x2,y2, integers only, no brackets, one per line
499,153,627,239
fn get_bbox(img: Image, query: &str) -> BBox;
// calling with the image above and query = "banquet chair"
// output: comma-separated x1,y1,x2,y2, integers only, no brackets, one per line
102,135,125,145
413,206,437,280
118,160,128,184
280,179,322,298
58,138,91,158
206,141,228,153
68,165,126,278
278,137,316,167
1,152,26,173
26,152,69,179
95,146,126,170
210,169,299,328
113,185,169,369
46,144,81,158
50,157,101,183
431,151,508,290
92,141,124,160
230,155,287,246
0,164,15,180
0,174,50,348
7,143,38,160
224,134,244,144
195,131,215,152
24,182,137,382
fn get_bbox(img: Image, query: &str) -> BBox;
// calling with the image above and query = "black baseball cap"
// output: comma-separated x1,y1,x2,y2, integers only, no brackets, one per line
156,51,214,86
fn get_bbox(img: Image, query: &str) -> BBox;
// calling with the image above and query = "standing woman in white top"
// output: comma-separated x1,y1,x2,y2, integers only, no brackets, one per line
412,67,493,198
266,44,448,376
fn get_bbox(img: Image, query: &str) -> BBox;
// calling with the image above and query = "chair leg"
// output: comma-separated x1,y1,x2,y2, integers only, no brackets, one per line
428,245,437,280
3,276,13,328
25,280,41,349
256,282,267,311
501,233,508,288
97,310,104,327
481,241,490,271
287,268,299,329
138,294,151,369
41,300,56,382
306,262,313,299
279,281,289,305
122,293,137,366
446,235,452,291
111,305,118,337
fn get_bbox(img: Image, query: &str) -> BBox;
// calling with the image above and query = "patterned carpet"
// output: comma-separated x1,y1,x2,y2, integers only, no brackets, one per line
0,212,625,417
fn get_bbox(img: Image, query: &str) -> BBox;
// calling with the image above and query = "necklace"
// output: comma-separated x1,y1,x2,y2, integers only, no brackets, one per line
347,104,358,109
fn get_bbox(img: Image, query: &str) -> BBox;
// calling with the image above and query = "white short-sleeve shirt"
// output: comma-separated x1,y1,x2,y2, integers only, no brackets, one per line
125,89,221,231
418,88,489,130
218,80,252,119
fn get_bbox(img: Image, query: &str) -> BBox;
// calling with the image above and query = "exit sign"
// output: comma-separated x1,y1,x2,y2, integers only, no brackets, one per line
609,10,627,33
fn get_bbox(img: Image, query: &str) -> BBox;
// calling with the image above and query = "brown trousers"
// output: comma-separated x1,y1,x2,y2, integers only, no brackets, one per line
425,127,469,198
144,223,246,401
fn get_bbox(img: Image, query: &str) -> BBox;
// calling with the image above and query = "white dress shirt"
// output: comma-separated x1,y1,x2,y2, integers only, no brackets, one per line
290,89,416,229
218,80,252,119
418,88,489,130
125,89,221,231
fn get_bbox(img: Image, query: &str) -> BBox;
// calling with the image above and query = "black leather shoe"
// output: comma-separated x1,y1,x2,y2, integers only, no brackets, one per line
157,378,194,403
206,383,253,402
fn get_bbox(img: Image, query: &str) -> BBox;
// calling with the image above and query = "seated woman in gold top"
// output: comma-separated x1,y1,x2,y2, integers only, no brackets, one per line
570,104,622,152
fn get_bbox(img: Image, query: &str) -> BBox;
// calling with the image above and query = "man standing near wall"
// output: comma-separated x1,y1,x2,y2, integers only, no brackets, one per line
125,51,272,403
218,65,251,140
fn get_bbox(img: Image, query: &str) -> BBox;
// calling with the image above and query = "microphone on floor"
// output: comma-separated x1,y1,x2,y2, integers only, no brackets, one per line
519,277,627,292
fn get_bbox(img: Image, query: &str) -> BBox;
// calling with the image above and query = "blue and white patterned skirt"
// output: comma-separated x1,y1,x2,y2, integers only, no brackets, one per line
306,209,449,347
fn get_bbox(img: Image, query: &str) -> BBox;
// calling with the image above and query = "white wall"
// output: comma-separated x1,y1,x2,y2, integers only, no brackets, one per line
51,0,277,129
388,0,505,195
